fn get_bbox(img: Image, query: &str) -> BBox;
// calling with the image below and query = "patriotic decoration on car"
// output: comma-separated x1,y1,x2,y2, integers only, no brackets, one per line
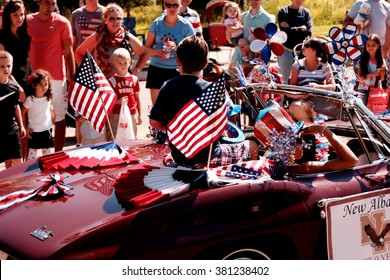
249,23,286,64
324,23,367,65
114,164,205,208
0,174,73,211
38,142,138,171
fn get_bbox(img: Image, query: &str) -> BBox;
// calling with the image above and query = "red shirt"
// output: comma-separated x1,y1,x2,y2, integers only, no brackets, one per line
109,73,140,114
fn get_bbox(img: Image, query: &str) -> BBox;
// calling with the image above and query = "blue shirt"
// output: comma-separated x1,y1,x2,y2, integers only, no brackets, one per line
149,16,195,69
232,7,275,62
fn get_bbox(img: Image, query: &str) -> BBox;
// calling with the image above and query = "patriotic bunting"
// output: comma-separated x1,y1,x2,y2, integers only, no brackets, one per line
0,174,73,211
38,142,138,171
114,165,205,208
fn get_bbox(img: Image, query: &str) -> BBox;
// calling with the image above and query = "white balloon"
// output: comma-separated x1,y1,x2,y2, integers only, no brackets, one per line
250,40,266,52
270,31,287,44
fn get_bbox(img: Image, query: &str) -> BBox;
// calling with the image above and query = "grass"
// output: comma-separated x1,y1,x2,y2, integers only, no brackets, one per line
131,0,353,38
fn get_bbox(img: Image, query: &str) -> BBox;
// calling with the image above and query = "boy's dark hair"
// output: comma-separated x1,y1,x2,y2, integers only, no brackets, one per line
303,37,328,63
176,35,208,73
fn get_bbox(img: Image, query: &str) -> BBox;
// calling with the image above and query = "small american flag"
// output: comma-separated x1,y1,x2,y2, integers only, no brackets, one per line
211,159,271,179
68,51,116,133
167,75,227,159
78,16,102,42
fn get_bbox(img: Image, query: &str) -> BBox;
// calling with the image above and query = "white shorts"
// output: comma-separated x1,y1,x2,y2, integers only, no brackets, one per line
51,79,68,122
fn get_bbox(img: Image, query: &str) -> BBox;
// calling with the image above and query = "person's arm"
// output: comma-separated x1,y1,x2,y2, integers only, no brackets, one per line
135,91,142,125
128,33,148,75
21,105,30,138
342,14,354,27
15,104,26,139
289,65,298,85
149,119,165,131
50,103,56,125
383,24,390,58
289,124,358,174
145,31,166,59
63,38,76,80
75,33,97,66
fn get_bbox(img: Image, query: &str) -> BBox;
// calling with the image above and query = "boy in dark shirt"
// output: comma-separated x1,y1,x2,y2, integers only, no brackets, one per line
149,35,258,167
0,50,26,168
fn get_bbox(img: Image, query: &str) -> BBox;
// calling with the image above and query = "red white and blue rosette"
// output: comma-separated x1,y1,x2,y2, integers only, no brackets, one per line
324,23,367,65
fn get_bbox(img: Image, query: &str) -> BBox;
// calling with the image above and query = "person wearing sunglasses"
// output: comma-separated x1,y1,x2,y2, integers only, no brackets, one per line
289,37,336,91
145,0,195,104
75,3,148,80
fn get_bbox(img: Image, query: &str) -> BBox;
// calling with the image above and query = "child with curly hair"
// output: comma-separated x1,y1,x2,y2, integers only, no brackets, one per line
21,69,55,160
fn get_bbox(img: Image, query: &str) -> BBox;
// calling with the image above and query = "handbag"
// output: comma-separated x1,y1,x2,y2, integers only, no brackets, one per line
115,98,135,141
366,77,390,114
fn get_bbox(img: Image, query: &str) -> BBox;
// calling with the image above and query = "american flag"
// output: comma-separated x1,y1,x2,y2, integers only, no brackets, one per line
68,51,117,133
167,75,227,159
78,15,102,42
211,159,271,179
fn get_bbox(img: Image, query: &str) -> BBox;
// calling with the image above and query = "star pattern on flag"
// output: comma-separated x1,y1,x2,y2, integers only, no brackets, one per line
225,165,262,179
78,15,89,28
196,80,225,115
75,58,97,91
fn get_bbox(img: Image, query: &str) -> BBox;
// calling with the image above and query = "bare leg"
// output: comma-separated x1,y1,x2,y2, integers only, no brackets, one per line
150,88,160,105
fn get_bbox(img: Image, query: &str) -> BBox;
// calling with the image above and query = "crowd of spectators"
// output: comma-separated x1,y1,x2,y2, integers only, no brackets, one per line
0,0,388,172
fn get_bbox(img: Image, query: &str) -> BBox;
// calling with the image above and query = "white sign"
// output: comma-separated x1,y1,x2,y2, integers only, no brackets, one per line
326,188,390,260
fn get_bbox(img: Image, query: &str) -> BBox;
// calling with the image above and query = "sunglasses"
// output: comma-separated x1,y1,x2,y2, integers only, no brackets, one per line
165,3,179,8
108,17,122,22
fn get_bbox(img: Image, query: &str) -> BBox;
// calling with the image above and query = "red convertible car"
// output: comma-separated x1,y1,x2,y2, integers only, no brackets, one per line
0,84,390,260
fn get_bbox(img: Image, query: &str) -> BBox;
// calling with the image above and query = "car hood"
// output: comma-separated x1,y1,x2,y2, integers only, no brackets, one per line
0,141,170,259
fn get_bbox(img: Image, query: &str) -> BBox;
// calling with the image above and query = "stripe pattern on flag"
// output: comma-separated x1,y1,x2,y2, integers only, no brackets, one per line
167,75,228,159
68,51,117,133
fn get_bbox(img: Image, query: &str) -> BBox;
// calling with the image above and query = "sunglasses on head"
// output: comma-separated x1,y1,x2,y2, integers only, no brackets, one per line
165,3,179,8
108,17,122,23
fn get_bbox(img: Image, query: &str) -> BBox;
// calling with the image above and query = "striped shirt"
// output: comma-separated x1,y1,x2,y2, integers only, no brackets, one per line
180,7,202,35
293,59,332,86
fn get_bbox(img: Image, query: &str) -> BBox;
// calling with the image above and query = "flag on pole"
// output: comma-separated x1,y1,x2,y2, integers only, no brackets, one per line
68,51,117,133
167,75,228,159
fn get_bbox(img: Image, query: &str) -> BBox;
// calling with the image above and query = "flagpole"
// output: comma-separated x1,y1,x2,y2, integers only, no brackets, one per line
206,141,213,170
85,50,116,142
